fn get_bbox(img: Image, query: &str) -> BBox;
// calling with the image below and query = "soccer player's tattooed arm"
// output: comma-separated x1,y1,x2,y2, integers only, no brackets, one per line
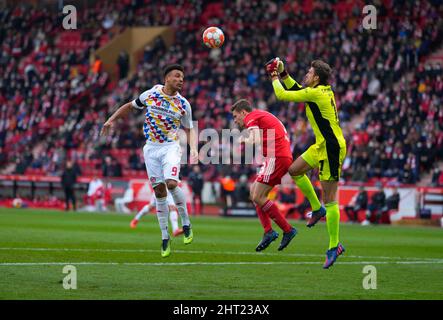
272,79,312,103
100,102,133,136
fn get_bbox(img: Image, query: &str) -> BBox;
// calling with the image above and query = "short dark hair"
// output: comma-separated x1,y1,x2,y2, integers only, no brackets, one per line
311,60,332,85
231,99,252,112
163,64,184,77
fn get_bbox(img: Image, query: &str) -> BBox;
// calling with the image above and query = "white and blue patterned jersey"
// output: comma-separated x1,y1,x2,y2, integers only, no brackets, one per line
132,84,193,144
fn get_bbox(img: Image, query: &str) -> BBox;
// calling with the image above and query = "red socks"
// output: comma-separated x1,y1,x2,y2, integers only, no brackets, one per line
255,205,272,233
261,200,292,233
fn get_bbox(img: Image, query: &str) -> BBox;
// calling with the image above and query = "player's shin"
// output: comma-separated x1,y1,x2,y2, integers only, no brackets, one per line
170,186,191,226
292,175,321,211
261,200,292,233
255,204,272,233
325,201,340,249
156,198,170,239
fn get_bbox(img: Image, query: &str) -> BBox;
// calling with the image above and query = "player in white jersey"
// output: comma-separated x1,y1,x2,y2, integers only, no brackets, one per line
101,64,198,257
130,192,184,237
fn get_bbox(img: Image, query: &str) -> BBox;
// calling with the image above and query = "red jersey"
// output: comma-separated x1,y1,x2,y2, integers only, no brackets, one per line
244,110,292,158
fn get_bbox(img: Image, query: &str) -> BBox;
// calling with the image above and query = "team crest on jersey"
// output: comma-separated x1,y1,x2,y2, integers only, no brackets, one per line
161,100,169,108
150,177,156,183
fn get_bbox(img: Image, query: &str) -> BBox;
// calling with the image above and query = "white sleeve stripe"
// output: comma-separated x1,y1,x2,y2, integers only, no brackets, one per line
247,126,259,130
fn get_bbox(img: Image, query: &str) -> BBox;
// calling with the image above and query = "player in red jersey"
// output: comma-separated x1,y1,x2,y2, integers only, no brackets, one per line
231,99,297,252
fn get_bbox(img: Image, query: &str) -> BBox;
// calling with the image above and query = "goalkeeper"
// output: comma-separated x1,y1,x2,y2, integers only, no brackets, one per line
266,58,347,269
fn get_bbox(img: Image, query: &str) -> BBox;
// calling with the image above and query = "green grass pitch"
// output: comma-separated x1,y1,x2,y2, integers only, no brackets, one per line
0,208,442,300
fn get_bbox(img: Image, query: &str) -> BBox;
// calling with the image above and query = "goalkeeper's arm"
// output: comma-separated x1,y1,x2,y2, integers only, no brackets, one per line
272,79,315,102
278,60,303,91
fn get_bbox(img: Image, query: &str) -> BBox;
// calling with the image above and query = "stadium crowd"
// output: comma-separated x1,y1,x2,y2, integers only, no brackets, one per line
343,63,443,183
0,0,442,189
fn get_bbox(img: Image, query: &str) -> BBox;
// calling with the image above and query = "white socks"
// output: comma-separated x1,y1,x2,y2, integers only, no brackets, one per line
156,197,169,239
170,187,190,226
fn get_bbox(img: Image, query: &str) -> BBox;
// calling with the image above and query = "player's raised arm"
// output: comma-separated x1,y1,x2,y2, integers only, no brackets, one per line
272,80,314,102
276,59,303,91
101,89,149,136
265,58,314,103
100,101,133,136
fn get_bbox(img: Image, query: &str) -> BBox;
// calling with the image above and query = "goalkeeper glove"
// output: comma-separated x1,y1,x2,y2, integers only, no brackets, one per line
277,59,289,78
265,57,279,78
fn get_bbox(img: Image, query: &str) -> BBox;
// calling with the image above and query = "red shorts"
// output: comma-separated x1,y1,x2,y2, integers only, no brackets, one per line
256,157,293,186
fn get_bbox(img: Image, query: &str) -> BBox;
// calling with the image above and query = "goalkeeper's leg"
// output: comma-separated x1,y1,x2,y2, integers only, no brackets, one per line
289,154,325,227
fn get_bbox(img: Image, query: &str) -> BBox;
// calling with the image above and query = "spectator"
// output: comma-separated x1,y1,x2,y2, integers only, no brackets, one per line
362,183,386,226
220,175,236,209
84,176,105,212
114,187,134,214
400,163,415,184
102,13,115,29
117,50,129,79
235,174,251,204
102,156,113,177
367,75,381,97
431,166,441,187
0,147,6,167
344,186,368,223
111,158,122,177
351,164,368,182
14,157,27,174
91,55,103,74
385,187,400,211
188,165,204,215
61,160,78,211
128,150,141,170
72,160,82,177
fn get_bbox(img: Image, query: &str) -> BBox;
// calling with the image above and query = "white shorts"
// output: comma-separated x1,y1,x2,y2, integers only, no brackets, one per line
149,192,175,207
143,142,182,188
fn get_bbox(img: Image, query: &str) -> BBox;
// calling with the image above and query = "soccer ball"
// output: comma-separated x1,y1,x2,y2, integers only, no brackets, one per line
202,27,225,49
12,198,23,208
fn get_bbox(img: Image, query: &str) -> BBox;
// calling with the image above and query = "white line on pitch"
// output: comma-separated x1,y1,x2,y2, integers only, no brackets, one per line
0,247,441,262
1,260,443,267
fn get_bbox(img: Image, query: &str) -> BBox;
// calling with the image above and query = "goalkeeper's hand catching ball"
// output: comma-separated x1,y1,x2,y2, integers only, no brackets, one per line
277,59,289,78
265,57,280,78
266,57,288,79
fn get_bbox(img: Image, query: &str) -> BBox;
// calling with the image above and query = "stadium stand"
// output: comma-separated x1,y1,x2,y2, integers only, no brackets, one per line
0,0,442,192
